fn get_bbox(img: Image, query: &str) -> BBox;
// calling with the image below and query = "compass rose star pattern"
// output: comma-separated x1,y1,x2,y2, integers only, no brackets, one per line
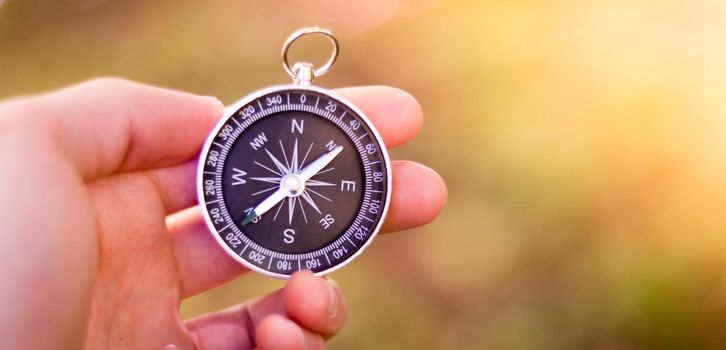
251,138,336,225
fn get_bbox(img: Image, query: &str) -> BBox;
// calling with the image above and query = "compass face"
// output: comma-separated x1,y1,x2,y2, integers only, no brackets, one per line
198,86,391,277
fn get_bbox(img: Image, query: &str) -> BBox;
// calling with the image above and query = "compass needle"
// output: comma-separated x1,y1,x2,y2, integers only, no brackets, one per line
297,146,343,183
242,187,287,225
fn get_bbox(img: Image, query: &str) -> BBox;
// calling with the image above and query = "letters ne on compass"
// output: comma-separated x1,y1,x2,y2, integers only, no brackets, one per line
241,138,343,226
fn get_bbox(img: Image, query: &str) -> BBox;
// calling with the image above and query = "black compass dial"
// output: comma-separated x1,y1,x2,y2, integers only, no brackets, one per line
199,88,390,277
223,110,363,254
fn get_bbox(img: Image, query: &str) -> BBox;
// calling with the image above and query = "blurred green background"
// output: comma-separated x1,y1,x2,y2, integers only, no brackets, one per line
3,0,726,349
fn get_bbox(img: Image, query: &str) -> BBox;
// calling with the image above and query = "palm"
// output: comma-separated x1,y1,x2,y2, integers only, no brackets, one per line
86,174,192,348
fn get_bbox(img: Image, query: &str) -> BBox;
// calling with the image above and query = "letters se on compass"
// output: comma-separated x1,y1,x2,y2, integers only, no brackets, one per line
199,88,390,277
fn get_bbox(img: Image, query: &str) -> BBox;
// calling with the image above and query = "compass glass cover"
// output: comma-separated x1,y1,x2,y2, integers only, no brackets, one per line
199,88,389,277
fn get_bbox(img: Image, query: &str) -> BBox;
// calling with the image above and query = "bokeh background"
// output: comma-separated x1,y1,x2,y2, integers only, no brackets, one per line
3,0,726,349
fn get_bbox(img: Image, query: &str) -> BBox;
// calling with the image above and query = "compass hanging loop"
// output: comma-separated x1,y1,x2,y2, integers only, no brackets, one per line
282,27,339,86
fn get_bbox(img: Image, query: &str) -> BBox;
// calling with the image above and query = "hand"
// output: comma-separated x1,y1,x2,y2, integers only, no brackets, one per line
0,78,447,350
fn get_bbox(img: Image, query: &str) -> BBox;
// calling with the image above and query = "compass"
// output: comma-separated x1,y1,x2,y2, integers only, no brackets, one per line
198,28,391,278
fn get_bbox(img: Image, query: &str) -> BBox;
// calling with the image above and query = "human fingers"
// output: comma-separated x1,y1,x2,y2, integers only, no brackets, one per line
381,161,447,232
10,77,223,180
168,207,249,298
333,86,423,148
185,271,342,350
256,315,326,350
282,270,346,337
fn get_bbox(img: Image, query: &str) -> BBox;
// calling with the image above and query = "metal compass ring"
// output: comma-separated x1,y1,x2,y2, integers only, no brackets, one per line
281,27,339,79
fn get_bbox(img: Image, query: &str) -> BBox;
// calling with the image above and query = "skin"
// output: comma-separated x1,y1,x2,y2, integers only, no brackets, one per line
0,78,447,350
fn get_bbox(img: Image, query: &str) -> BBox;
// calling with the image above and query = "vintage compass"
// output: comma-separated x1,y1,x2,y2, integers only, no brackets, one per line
198,28,391,278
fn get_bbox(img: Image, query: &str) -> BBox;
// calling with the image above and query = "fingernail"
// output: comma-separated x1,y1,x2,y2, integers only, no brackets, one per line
201,95,219,102
323,277,339,318
201,95,224,108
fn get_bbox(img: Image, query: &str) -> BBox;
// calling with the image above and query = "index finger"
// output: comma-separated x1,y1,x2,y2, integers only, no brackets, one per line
17,81,421,182
14,77,224,180
333,86,423,148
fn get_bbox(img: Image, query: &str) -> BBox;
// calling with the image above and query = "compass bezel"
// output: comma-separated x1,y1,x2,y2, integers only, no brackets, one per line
197,84,392,279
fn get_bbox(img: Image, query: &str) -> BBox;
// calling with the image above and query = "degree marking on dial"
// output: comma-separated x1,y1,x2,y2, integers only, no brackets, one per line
324,252,332,265
354,134,367,142
327,241,338,252
361,216,374,222
206,91,389,272
206,199,222,205
204,171,221,175
231,116,242,127
218,223,232,233
315,97,320,108
229,101,375,165
239,243,249,255
267,256,273,270
257,100,264,111
346,236,357,247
